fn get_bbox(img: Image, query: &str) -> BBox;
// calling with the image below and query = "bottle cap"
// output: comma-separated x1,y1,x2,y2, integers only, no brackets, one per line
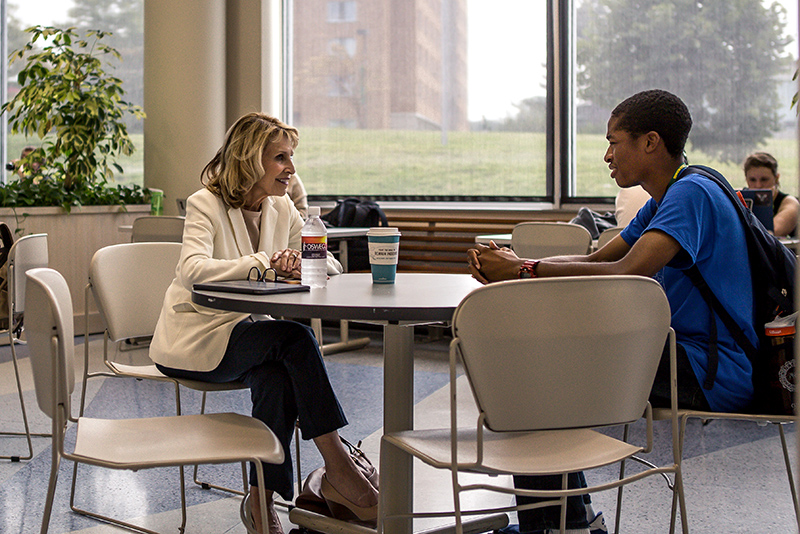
308,206,321,217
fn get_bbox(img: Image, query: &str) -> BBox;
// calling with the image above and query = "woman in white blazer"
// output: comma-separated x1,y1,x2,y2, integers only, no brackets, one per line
150,113,378,534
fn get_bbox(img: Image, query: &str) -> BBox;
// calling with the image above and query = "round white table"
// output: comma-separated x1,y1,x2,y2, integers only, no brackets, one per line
193,272,484,534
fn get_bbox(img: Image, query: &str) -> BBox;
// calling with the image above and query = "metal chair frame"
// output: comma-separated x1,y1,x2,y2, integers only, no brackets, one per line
0,233,49,461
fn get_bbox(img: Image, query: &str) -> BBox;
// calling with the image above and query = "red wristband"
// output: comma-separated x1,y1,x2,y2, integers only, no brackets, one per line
519,260,540,279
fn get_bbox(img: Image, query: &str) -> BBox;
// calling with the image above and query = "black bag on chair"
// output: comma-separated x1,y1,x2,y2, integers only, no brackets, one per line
0,222,15,331
322,198,388,271
570,207,617,240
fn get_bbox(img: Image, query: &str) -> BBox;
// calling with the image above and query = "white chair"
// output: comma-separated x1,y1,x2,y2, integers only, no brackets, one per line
511,222,592,258
130,215,185,243
596,226,624,249
379,275,688,534
650,397,798,533
24,267,284,534
0,233,49,461
75,242,252,527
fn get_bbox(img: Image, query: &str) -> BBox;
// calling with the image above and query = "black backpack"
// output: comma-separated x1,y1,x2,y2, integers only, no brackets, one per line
679,165,796,414
321,198,388,229
321,198,388,271
0,222,15,333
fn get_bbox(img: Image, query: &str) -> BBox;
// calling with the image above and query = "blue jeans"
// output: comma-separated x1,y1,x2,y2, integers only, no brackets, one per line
157,319,348,500
513,342,709,532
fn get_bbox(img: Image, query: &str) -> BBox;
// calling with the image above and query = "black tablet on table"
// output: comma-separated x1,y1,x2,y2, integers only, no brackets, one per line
193,280,310,295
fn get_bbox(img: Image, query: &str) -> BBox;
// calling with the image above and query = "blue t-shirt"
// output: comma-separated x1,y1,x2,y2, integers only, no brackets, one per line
620,173,756,411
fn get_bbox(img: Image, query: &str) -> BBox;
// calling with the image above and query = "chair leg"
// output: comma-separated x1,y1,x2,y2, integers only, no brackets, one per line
0,335,35,461
778,424,800,531
669,414,690,534
39,445,62,534
559,473,568,534
673,464,690,534
614,424,630,534
192,390,248,496
177,466,188,534
451,465,465,534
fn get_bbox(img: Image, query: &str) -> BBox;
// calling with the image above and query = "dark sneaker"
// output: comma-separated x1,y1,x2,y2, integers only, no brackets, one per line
588,511,608,534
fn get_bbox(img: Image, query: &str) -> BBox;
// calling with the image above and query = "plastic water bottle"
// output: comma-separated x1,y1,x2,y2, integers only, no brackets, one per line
301,206,328,288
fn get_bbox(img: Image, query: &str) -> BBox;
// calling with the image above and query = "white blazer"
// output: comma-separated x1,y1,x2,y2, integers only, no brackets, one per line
149,188,342,372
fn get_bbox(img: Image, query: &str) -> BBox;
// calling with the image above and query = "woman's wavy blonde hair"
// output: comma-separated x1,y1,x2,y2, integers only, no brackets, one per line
201,113,299,208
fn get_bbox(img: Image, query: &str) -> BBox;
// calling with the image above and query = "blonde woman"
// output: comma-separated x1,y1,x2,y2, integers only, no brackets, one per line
150,113,378,534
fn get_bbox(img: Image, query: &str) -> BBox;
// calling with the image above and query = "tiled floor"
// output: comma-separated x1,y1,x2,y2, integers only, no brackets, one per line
0,324,797,533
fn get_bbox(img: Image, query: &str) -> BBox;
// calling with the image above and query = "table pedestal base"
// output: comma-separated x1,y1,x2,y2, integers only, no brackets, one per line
312,318,371,355
289,507,509,534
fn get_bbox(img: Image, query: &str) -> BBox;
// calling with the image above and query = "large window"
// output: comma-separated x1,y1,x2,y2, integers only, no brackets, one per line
290,0,798,204
290,0,549,201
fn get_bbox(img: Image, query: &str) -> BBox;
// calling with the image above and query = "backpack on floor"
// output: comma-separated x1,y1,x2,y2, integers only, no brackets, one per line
679,165,796,414
322,198,389,271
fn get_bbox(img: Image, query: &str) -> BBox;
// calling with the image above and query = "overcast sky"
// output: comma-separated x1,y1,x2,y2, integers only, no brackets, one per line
11,0,800,121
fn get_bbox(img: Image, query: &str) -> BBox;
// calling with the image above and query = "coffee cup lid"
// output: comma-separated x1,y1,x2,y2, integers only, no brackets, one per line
367,227,401,236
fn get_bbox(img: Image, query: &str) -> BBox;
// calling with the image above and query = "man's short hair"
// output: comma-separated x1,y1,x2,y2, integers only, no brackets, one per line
611,90,692,159
743,152,779,176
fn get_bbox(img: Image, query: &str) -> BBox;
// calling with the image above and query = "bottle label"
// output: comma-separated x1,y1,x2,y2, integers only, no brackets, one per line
302,235,327,260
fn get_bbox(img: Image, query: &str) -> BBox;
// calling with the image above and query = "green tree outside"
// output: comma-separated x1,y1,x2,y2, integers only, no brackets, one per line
62,0,144,131
576,0,794,163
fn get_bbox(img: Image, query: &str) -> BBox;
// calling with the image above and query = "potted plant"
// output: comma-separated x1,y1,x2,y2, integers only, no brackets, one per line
0,25,152,331
1,25,148,209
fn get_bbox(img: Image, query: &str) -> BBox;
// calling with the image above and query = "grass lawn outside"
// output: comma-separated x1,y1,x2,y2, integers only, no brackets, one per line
7,128,798,200
7,133,144,189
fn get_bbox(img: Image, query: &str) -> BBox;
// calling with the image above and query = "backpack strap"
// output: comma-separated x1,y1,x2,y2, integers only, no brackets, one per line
339,198,361,227
677,166,763,389
684,265,757,389
358,200,389,226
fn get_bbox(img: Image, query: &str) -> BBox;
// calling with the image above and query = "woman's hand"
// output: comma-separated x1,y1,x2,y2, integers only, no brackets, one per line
271,248,302,278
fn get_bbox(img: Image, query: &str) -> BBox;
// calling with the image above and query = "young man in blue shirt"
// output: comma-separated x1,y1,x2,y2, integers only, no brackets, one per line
468,89,756,533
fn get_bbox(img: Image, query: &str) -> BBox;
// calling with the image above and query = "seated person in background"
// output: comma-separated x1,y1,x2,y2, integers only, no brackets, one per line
614,184,650,228
469,90,755,534
287,173,309,218
7,145,44,180
743,151,798,237
150,113,377,534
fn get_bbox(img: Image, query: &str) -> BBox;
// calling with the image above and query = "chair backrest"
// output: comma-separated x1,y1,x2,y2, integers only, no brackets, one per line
8,233,48,316
131,216,185,243
596,226,624,249
89,242,182,342
451,275,671,432
511,222,592,258
25,268,75,422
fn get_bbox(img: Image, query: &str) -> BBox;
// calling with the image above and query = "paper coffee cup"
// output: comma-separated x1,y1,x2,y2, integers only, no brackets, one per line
367,227,401,284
